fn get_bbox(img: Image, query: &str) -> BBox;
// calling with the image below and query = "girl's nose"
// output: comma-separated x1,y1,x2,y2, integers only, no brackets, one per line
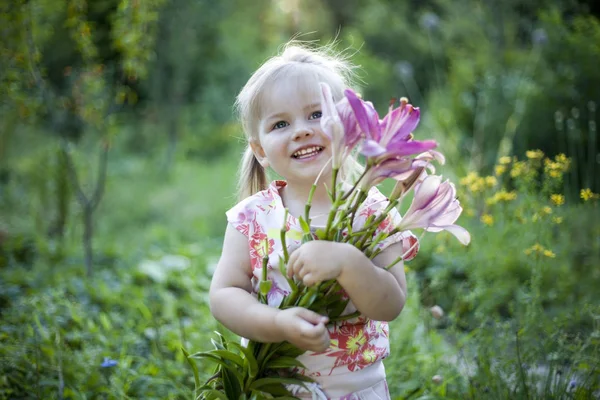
292,124,314,140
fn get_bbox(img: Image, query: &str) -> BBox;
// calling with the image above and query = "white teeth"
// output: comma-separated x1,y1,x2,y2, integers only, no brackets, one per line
293,146,323,159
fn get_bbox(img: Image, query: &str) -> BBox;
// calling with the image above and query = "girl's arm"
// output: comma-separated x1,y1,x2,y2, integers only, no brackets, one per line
209,224,330,350
337,241,407,321
287,240,407,321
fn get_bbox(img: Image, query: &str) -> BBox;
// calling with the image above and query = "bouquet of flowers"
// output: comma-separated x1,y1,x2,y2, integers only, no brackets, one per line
184,84,471,399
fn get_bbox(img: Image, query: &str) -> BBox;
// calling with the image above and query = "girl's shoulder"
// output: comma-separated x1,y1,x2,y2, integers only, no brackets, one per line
232,180,284,210
226,181,285,226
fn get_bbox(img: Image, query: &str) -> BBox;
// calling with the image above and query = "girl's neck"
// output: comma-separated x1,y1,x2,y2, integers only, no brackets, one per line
280,179,332,225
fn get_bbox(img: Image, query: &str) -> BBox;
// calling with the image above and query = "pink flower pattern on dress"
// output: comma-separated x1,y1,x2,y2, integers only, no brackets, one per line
226,180,418,381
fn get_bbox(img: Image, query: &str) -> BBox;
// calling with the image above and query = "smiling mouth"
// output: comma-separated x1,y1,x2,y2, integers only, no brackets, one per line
292,146,324,159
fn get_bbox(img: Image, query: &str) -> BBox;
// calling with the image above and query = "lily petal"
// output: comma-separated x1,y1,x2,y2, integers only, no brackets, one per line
345,89,380,141
386,139,438,157
408,175,442,212
361,139,387,157
320,83,345,168
380,106,421,146
428,224,471,245
336,97,361,149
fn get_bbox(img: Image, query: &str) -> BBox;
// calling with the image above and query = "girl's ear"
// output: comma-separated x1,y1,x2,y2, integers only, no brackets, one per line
249,139,270,168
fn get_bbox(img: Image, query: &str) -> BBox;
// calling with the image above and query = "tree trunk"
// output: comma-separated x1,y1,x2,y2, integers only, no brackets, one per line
83,205,93,277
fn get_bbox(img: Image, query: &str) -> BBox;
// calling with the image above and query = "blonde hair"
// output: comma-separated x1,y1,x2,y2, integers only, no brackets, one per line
234,41,361,200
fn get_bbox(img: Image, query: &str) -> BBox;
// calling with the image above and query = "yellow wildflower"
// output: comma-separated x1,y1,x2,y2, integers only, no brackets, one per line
486,190,517,205
511,161,526,178
469,178,485,193
541,206,552,215
460,172,479,186
581,188,595,201
555,153,568,164
526,149,544,160
550,194,565,206
524,243,556,258
549,170,562,178
495,165,506,176
543,250,556,258
552,216,563,224
481,214,494,226
485,176,497,187
501,191,517,201
499,156,512,165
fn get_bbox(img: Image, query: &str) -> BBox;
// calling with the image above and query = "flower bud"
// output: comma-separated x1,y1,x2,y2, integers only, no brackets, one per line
430,305,444,320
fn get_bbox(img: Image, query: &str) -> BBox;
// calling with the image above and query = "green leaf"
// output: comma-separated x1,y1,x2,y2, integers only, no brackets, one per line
254,383,294,396
266,356,306,370
229,342,259,378
259,280,272,296
298,216,310,234
189,352,244,383
181,347,200,396
222,366,242,400
328,299,350,319
211,338,226,350
272,342,306,359
197,389,229,400
314,228,327,240
249,376,309,390
210,350,245,368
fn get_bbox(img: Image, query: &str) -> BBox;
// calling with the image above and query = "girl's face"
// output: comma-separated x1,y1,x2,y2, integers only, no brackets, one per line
252,76,333,185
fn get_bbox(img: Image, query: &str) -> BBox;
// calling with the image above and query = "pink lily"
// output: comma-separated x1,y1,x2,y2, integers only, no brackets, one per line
319,83,345,169
344,89,438,161
359,157,415,191
319,83,365,169
396,175,471,245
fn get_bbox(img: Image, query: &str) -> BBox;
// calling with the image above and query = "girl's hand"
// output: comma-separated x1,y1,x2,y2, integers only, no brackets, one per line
275,308,330,352
287,241,347,287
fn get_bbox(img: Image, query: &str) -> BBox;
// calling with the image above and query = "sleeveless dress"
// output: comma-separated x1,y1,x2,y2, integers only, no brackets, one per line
226,180,419,399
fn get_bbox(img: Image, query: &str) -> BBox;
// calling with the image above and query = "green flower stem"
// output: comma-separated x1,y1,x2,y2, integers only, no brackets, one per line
281,285,300,309
256,342,273,370
348,190,368,233
259,240,269,304
281,209,289,263
323,197,341,240
304,184,317,225
382,230,425,270
341,167,370,202
297,285,320,308
353,200,398,251
329,310,360,323
331,167,339,203
368,248,382,260
382,255,404,271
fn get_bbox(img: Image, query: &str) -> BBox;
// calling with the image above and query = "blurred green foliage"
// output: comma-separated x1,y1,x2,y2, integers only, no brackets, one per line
1,0,599,398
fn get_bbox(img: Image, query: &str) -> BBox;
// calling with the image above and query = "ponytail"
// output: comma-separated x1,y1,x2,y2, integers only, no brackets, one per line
237,146,267,201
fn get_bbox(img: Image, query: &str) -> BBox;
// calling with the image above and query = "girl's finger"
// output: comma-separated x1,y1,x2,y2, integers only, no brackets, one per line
287,251,299,278
302,272,314,287
295,262,307,280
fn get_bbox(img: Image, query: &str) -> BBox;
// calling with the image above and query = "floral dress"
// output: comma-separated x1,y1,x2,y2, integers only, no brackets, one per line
226,180,419,399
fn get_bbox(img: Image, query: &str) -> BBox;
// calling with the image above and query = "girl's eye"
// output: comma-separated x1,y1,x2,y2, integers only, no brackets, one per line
272,121,288,130
309,111,322,120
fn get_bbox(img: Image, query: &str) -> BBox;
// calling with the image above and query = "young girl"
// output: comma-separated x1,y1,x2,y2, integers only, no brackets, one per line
209,42,418,400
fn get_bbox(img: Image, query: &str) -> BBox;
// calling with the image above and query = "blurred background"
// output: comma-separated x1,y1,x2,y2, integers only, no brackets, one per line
1,0,599,399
